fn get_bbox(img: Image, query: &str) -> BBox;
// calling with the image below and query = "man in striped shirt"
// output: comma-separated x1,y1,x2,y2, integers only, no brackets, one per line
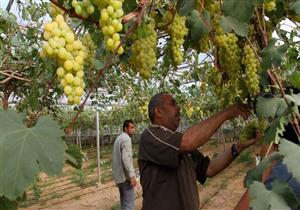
138,92,260,210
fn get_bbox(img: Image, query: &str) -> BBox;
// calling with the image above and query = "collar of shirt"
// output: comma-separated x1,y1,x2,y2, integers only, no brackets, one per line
150,124,175,134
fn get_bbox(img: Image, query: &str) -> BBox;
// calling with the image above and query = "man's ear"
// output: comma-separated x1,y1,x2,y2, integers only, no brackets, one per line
154,107,163,119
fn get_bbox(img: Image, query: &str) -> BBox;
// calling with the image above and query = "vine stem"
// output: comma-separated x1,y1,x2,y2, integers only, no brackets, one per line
66,0,149,132
0,71,32,83
246,37,261,62
255,8,268,47
264,142,274,158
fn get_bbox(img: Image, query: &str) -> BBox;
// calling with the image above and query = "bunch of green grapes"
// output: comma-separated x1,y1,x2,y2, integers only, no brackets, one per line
40,15,87,105
242,44,260,96
95,0,124,54
81,33,96,64
210,0,221,13
156,10,173,28
239,118,267,143
129,19,157,79
240,119,258,143
214,17,242,79
49,3,64,18
258,118,267,133
71,0,95,18
199,34,210,53
168,13,188,65
264,0,276,12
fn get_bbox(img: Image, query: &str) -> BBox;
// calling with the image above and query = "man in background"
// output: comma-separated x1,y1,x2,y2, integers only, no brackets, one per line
112,120,137,210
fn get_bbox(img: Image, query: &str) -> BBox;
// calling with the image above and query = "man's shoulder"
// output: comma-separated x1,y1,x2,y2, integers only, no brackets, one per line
115,132,130,142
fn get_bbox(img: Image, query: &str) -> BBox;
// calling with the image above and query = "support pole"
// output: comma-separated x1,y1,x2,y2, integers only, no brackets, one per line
96,111,101,187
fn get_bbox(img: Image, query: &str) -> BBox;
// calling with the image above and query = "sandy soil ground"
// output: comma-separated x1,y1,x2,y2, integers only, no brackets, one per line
20,142,258,210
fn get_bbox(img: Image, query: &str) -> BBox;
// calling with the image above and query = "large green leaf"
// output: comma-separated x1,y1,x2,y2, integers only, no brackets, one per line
290,1,300,15
263,116,288,144
279,139,300,183
186,10,211,42
245,152,283,187
177,0,195,16
222,0,254,22
272,180,300,210
255,96,287,119
249,181,291,210
0,110,65,200
260,39,288,70
220,16,248,37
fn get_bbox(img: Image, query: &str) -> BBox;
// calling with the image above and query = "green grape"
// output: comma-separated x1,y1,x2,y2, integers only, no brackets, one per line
242,44,260,96
258,118,267,134
49,3,64,18
41,15,87,105
156,11,173,28
199,34,210,53
240,119,258,143
95,0,125,54
210,15,249,107
264,0,276,12
81,33,96,64
72,0,95,18
129,19,157,79
168,13,188,65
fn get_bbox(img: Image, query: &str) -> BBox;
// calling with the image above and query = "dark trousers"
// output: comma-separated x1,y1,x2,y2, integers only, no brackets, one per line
117,181,135,210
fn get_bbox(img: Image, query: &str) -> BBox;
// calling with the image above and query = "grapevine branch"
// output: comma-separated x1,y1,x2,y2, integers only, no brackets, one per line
246,37,261,62
255,8,268,47
66,0,149,132
0,70,32,84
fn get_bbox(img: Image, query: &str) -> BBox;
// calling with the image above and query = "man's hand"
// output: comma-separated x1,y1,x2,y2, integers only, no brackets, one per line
226,103,251,120
130,176,137,187
236,131,262,153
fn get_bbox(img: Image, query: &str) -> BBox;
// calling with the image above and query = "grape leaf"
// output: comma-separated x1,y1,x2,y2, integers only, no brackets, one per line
220,16,248,37
123,0,137,14
222,0,254,22
255,96,287,119
177,0,195,16
260,39,288,70
285,94,300,106
245,152,283,187
0,110,65,200
290,1,300,15
263,116,288,144
0,196,18,210
272,179,300,209
249,181,291,210
289,72,300,89
279,139,300,183
65,144,85,169
186,10,211,42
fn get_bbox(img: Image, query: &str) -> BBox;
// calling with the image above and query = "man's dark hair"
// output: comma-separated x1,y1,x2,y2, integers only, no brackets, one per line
148,92,168,123
123,119,134,131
